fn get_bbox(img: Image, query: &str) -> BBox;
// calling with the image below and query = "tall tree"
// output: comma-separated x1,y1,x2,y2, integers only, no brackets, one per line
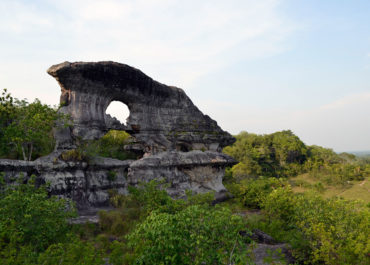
0,89,64,160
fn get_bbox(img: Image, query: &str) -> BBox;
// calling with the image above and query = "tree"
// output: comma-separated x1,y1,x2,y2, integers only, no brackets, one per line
0,89,64,160
125,205,251,265
0,89,17,157
0,175,76,262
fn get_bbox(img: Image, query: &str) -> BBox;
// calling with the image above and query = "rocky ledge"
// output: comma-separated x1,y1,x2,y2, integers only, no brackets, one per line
0,61,237,210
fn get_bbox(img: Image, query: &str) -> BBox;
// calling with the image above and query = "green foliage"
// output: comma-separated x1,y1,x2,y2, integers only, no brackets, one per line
113,180,186,214
60,148,87,162
98,210,132,237
0,89,66,160
100,181,216,241
224,130,370,185
99,181,252,265
228,177,287,208
262,187,370,264
37,235,104,265
99,181,179,238
0,175,76,263
125,204,251,265
107,170,117,181
224,130,308,179
60,130,137,162
84,130,138,161
228,175,370,264
0,89,16,129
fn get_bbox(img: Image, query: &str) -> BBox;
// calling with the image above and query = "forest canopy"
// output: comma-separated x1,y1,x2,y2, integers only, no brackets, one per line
223,130,370,185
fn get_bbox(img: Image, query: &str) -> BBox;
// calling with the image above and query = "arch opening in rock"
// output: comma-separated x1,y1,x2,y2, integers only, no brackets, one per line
105,101,130,126
177,143,191,152
97,130,142,160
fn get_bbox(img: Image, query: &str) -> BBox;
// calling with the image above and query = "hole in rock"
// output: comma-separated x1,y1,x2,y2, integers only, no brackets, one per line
98,130,142,160
105,101,130,125
177,143,191,152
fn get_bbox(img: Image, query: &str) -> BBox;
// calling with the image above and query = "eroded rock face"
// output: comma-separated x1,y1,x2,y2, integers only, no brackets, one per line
0,155,131,209
0,61,237,210
47,61,235,154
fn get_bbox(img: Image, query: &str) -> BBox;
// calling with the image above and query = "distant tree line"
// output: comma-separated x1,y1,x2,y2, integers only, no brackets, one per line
223,130,370,184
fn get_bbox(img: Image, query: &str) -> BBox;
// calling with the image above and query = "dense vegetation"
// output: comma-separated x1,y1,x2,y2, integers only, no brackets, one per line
82,130,138,161
0,178,254,264
0,89,136,162
227,178,369,264
1,175,368,264
223,131,370,264
0,90,369,264
59,130,138,162
0,89,62,160
224,130,370,185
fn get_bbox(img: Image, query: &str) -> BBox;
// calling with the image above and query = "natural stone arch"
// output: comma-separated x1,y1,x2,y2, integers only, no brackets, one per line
105,100,130,126
0,61,238,211
48,61,235,154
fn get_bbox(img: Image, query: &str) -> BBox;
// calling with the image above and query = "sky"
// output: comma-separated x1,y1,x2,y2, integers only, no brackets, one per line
0,0,369,152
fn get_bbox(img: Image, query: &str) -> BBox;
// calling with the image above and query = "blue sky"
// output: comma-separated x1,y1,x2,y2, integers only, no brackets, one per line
0,0,369,152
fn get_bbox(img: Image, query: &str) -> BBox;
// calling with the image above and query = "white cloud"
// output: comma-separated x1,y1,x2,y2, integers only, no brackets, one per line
0,1,368,151
0,1,54,33
0,0,295,105
39,0,295,87
80,1,132,20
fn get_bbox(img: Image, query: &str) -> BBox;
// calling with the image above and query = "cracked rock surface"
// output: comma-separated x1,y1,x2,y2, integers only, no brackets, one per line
0,61,237,210
47,61,235,153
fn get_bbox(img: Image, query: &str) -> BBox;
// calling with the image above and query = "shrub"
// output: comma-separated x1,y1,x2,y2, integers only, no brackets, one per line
0,175,76,262
125,205,252,265
100,181,216,240
84,130,138,161
60,149,86,161
110,180,186,215
107,170,117,182
228,177,287,209
37,235,104,265
263,187,370,264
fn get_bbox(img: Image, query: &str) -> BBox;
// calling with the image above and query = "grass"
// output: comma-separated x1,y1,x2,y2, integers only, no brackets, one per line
291,174,370,203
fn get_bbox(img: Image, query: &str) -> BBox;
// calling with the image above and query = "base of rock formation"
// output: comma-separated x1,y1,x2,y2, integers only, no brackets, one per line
0,61,237,211
0,150,235,210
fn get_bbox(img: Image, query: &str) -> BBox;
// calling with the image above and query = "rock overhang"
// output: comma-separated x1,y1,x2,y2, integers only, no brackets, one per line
48,61,235,153
0,61,238,210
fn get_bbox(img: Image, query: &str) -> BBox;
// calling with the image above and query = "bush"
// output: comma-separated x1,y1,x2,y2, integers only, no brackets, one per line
37,235,104,265
60,149,86,162
125,204,252,265
0,175,76,263
84,130,138,161
223,130,308,179
109,180,186,215
223,131,370,184
263,187,370,264
228,177,287,209
0,89,71,161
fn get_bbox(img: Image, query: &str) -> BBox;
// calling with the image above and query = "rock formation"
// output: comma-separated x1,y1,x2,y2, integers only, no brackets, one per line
0,61,237,209
47,61,235,153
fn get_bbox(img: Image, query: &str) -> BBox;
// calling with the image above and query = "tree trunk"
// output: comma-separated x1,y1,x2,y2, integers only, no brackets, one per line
21,145,27,161
28,143,33,161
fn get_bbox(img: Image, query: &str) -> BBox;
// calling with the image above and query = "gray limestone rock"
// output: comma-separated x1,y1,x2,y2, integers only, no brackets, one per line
0,61,237,210
47,61,235,154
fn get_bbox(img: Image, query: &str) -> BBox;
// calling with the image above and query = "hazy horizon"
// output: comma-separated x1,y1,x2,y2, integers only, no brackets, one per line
1,0,369,152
